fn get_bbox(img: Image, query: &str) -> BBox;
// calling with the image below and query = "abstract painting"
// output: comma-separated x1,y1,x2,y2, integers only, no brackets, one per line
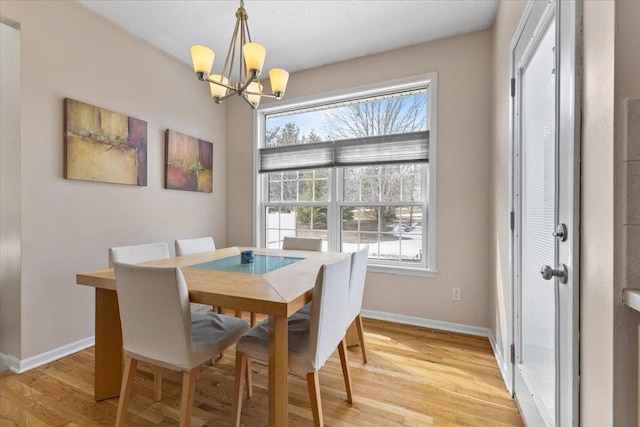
165,130,213,193
64,98,147,186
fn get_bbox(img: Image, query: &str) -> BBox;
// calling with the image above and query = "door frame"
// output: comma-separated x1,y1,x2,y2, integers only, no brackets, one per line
508,0,581,425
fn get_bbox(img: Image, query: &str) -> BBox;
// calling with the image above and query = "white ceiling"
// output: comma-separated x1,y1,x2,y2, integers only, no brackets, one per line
76,0,498,74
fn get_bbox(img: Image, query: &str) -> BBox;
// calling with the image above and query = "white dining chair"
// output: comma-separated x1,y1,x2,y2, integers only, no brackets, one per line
109,242,213,401
108,242,170,267
175,237,223,314
282,236,323,317
295,247,370,362
175,236,216,256
346,246,369,363
113,263,249,427
232,255,353,427
282,236,323,251
109,242,213,314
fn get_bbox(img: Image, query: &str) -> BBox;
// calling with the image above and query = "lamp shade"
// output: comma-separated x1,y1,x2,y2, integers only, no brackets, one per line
243,43,266,74
191,45,215,75
269,68,289,95
246,81,263,107
209,75,229,98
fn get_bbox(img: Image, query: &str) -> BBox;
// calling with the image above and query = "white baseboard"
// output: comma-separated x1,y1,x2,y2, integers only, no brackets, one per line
0,353,20,373
361,309,512,393
361,309,491,337
0,336,95,374
487,331,513,395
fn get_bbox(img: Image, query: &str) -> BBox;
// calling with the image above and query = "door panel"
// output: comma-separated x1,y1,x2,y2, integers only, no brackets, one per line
518,11,557,425
511,1,580,426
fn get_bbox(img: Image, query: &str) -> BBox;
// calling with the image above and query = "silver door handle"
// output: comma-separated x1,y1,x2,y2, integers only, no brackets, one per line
540,264,568,284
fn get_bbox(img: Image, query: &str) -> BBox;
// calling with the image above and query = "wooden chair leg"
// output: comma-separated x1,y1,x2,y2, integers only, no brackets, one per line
179,369,198,427
355,314,368,363
153,366,163,401
115,355,138,427
250,312,256,326
306,371,324,427
337,339,353,404
233,353,247,427
245,357,253,398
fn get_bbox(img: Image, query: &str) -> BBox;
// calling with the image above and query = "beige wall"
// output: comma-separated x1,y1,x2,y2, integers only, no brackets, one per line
488,0,526,386
228,30,493,327
614,0,640,425
581,1,616,424
0,1,226,361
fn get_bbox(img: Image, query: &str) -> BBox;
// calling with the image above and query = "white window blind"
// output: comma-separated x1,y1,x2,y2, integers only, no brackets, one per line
258,141,334,172
258,131,429,173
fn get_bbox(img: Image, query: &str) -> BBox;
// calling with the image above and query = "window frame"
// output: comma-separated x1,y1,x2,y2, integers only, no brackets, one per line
253,73,438,277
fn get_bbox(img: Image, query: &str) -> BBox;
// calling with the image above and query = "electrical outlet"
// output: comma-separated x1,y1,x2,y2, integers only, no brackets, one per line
452,288,461,301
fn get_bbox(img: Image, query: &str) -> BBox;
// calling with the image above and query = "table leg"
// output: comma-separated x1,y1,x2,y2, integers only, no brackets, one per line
95,288,123,401
268,315,288,426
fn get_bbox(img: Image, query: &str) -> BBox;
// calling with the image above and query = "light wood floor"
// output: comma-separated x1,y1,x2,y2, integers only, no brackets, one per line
0,318,522,426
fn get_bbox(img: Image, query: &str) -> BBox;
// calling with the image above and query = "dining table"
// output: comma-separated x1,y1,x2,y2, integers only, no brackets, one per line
76,246,349,427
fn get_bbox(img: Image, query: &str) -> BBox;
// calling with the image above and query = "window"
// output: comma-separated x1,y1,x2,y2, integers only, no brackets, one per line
254,74,437,276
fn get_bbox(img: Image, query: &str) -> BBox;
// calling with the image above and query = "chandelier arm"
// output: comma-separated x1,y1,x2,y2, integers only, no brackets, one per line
235,70,258,94
240,94,258,109
252,93,278,99
205,77,236,91
240,18,247,83
214,88,240,103
221,18,241,83
245,19,253,43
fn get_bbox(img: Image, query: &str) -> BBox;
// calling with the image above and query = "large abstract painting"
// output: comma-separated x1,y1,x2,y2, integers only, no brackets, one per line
64,98,147,186
165,130,213,193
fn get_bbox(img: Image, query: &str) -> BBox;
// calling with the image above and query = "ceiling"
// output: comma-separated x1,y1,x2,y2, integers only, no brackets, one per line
76,0,498,74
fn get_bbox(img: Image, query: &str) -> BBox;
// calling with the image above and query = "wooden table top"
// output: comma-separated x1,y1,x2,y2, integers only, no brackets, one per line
76,246,348,317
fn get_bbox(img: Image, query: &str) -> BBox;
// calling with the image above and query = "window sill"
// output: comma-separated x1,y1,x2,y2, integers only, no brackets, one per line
367,264,437,278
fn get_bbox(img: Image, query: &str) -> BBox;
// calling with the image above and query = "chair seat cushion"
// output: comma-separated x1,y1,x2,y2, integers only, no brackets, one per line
190,312,249,365
129,311,249,370
236,312,318,373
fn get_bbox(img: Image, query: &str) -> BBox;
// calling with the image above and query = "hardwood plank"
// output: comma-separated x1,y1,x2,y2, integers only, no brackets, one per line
0,318,523,426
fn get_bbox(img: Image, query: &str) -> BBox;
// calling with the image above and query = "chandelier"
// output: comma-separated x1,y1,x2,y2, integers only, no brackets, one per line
190,0,289,109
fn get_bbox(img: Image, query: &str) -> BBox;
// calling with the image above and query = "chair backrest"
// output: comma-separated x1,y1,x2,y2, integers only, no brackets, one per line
282,236,323,252
114,263,193,369
347,247,369,323
308,255,351,371
108,242,170,267
175,237,216,256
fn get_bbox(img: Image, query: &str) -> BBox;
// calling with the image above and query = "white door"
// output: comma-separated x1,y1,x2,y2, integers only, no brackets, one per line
511,1,580,426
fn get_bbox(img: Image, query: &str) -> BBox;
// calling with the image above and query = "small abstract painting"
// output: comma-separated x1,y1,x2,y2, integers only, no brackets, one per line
165,130,213,193
64,98,147,186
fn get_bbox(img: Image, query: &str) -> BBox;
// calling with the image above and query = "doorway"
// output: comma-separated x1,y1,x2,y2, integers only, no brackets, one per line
0,20,22,367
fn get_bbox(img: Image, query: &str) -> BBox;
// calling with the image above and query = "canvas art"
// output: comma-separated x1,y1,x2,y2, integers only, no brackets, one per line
64,98,147,186
165,130,213,193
